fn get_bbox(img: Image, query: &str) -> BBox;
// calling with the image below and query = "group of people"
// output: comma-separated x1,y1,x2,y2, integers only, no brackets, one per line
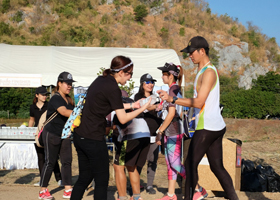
28,36,239,200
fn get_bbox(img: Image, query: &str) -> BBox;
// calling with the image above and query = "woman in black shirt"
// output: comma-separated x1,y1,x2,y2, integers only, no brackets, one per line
71,56,152,200
38,72,75,200
134,73,162,195
28,86,62,187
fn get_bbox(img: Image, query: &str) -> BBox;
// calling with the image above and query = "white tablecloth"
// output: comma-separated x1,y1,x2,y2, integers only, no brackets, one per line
0,143,38,170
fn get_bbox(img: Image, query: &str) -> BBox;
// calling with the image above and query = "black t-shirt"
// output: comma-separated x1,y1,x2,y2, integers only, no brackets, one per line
29,102,48,127
134,93,162,136
44,93,74,136
75,75,124,141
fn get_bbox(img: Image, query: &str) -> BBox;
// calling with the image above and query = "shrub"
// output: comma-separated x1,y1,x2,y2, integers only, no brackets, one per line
100,14,109,24
228,25,238,37
1,0,11,13
63,6,75,18
179,27,185,36
134,5,148,22
99,28,110,47
250,50,258,63
159,27,169,44
209,48,219,66
0,22,13,35
12,11,23,22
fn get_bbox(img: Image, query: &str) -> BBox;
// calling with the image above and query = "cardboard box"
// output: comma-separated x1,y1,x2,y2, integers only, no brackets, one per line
197,138,241,191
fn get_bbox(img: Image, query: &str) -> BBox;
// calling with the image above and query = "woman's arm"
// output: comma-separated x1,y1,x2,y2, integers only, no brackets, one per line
115,98,151,124
158,106,175,132
28,116,35,127
57,106,72,118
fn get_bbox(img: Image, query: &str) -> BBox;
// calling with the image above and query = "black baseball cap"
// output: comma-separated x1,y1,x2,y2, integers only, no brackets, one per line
35,86,50,95
140,73,157,83
58,71,76,83
180,36,209,53
157,63,180,77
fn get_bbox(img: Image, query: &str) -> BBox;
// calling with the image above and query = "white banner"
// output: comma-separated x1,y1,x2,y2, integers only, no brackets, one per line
0,73,42,87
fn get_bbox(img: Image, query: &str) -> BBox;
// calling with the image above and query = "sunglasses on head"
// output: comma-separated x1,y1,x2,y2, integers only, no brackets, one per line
144,81,154,84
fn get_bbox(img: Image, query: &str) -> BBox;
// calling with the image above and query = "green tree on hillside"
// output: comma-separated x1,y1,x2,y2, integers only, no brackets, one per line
251,71,280,93
1,0,10,13
134,5,148,23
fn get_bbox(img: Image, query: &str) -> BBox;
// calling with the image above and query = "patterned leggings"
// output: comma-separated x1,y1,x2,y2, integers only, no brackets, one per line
164,133,186,180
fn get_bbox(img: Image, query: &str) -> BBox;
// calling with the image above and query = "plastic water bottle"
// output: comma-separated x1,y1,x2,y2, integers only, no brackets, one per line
139,94,158,107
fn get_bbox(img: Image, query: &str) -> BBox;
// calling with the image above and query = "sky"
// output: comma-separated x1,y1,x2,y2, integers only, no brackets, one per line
206,0,280,46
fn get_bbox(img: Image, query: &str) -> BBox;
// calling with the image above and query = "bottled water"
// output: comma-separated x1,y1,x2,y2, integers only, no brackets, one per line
139,94,158,107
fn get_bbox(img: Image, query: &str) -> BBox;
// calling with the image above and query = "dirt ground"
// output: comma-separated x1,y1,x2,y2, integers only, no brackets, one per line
1,118,280,200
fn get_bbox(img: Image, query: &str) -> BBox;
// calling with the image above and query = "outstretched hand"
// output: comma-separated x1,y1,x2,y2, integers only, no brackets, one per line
142,97,152,109
157,90,172,102
134,99,141,109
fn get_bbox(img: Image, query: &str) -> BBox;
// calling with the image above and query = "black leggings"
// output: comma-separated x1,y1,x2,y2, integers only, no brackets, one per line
71,133,109,200
184,127,239,200
34,144,61,182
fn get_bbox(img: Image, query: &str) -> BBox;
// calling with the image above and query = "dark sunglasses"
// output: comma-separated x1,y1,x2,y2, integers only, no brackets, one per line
126,71,133,77
144,81,154,84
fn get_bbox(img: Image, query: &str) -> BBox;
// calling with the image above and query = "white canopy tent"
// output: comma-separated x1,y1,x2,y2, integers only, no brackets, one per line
0,44,181,88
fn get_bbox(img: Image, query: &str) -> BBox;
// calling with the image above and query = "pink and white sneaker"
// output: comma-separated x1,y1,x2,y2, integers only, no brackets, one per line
156,194,177,200
39,189,54,200
63,189,72,199
193,186,208,200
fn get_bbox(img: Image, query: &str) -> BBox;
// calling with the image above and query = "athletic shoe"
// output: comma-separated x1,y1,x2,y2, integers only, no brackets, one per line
57,180,64,187
63,189,72,199
39,189,53,200
34,181,40,187
146,186,156,194
129,197,143,200
156,194,177,200
193,187,208,200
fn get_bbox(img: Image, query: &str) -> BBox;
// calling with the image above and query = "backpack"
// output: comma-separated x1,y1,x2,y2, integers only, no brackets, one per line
35,110,58,148
61,92,87,139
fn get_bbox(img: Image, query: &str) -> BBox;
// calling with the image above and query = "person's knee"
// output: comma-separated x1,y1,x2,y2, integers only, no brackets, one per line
209,159,224,174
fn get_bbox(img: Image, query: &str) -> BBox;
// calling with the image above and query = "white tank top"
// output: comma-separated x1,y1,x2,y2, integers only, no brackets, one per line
193,65,226,131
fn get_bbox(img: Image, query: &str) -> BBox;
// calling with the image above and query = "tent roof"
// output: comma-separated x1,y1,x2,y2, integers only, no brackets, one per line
0,44,181,87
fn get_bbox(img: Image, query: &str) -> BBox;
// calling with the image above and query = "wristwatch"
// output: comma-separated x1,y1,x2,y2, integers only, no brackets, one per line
172,96,178,104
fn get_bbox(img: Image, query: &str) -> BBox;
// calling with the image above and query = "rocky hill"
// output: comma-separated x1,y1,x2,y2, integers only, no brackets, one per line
0,0,279,89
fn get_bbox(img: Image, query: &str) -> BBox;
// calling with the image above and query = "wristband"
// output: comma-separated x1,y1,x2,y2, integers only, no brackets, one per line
172,96,178,104
156,129,164,135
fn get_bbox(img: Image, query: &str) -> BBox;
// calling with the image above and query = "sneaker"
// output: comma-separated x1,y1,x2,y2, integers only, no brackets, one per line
39,189,54,200
146,186,156,194
63,189,72,199
34,181,40,187
156,194,177,200
193,187,208,200
129,197,143,200
57,180,64,188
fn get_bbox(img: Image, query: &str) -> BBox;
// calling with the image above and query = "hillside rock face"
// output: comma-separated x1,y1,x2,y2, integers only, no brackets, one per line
180,41,272,89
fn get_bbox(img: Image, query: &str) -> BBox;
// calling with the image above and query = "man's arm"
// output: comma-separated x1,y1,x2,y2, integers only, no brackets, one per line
158,68,216,108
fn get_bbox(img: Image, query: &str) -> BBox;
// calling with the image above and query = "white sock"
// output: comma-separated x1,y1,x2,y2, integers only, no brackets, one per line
167,192,174,197
65,189,72,192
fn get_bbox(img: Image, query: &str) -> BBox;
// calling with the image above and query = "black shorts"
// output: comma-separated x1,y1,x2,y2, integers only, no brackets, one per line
114,137,150,167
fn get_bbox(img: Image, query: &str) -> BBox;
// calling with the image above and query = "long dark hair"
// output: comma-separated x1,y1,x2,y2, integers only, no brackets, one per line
137,82,153,98
103,55,133,77
55,81,74,106
32,96,38,104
